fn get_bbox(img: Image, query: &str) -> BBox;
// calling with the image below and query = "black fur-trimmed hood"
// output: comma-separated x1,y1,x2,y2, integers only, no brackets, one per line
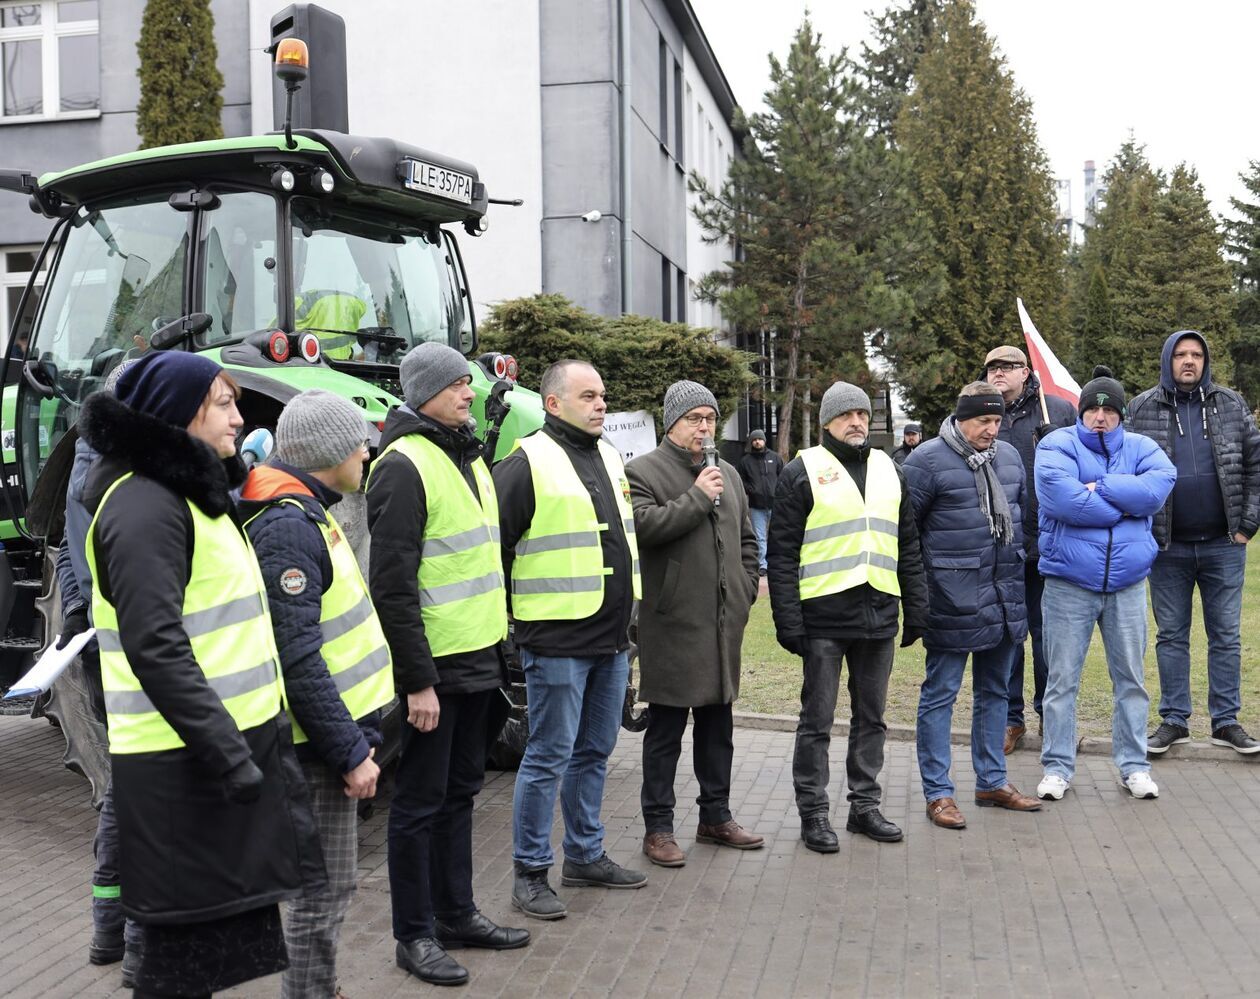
79,393,246,517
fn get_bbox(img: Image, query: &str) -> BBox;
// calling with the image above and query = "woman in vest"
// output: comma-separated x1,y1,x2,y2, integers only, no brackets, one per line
79,351,323,999
239,389,394,999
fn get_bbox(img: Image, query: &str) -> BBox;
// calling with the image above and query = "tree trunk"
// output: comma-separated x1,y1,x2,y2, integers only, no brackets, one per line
801,355,813,449
776,263,809,460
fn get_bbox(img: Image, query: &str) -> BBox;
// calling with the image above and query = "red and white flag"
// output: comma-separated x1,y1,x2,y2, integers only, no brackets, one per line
1017,297,1079,407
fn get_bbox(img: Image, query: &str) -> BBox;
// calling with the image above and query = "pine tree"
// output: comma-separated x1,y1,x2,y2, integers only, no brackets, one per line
1077,264,1115,377
881,0,1065,423
136,0,224,149
860,0,945,136
691,20,928,456
1224,161,1260,403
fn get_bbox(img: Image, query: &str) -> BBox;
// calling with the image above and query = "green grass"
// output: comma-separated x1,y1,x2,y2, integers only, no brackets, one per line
737,556,1260,739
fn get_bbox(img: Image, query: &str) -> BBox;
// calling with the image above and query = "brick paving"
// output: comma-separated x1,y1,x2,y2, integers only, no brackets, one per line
3,713,1260,998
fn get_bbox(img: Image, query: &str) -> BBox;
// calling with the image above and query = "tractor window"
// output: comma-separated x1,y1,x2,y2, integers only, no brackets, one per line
199,191,278,345
290,199,465,364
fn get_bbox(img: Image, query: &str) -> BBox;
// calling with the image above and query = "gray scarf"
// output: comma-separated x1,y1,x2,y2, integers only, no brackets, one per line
939,416,1014,546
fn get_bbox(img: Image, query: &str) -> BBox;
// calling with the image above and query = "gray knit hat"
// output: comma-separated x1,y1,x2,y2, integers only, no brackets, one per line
103,357,138,395
274,389,370,471
400,342,471,410
819,381,871,426
663,380,720,431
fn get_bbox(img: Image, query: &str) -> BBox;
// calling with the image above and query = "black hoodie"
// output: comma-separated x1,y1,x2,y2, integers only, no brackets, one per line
365,406,502,695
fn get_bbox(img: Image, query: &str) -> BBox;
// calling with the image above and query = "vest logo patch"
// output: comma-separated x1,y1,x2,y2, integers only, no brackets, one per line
328,527,343,548
620,477,632,505
815,469,842,485
279,568,308,596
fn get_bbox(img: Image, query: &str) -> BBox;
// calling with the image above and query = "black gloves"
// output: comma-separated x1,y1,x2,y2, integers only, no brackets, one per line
900,626,924,648
222,757,265,804
56,606,90,650
777,632,808,657
1032,423,1053,445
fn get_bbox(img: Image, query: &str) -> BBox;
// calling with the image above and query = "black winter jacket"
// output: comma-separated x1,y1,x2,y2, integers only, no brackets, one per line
366,406,502,695
738,447,784,509
767,431,929,644
239,462,382,777
78,393,322,925
1127,330,1260,546
493,414,633,656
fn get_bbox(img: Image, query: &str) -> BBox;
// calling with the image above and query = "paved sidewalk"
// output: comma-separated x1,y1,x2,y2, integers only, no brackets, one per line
3,714,1260,998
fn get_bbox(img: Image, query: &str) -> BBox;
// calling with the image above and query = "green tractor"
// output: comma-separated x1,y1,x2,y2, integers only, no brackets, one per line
0,16,544,802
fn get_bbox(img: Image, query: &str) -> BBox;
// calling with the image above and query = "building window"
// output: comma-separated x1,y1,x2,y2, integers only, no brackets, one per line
2,244,48,354
676,268,686,325
0,0,99,121
658,34,668,144
661,257,671,322
673,60,683,165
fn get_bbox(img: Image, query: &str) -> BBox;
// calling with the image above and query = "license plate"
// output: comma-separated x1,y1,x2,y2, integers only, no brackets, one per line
404,159,473,204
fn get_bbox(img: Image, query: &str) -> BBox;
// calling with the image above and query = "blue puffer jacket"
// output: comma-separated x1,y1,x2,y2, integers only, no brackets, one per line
903,436,1028,653
1035,422,1177,593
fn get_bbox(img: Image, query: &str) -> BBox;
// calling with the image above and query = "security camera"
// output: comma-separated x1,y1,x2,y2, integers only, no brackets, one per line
580,209,602,223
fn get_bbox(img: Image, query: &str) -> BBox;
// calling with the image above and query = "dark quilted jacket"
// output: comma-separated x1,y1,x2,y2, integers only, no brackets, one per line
902,435,1028,653
1126,331,1260,547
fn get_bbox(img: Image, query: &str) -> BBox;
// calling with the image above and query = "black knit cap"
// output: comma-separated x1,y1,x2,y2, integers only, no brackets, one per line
1078,365,1127,420
115,350,223,429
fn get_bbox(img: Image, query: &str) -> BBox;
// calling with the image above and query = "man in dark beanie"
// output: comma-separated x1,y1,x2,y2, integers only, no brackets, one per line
628,380,763,867
904,383,1039,832
1035,366,1175,802
239,389,394,998
367,343,529,985
738,428,784,575
892,423,922,465
78,349,323,997
1129,331,1260,756
770,381,928,851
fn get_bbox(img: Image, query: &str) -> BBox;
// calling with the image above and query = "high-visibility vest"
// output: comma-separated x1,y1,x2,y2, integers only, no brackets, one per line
509,432,641,620
247,500,395,744
371,433,508,656
295,292,367,360
797,446,901,600
87,473,285,755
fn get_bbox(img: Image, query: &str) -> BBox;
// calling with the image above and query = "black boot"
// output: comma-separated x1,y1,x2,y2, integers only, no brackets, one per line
435,910,530,950
800,815,839,854
846,808,903,843
395,938,469,986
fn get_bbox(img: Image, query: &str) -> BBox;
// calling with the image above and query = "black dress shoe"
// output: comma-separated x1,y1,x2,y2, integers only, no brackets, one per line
800,815,839,854
846,808,903,842
395,938,469,986
435,910,531,950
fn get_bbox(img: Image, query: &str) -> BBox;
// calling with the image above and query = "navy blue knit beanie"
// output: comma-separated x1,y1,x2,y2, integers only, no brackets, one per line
114,351,224,428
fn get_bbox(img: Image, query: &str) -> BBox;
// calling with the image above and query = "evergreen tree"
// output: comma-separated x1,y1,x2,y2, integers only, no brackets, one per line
860,0,945,136
691,20,929,456
1075,265,1114,377
1224,160,1260,403
882,0,1065,423
136,0,224,149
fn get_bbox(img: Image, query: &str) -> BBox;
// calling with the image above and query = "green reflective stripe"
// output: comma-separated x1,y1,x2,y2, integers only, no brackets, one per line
332,644,392,695
320,594,375,644
105,659,279,715
422,525,499,558
513,575,604,595
515,530,601,557
92,884,121,899
419,571,504,608
801,520,866,544
183,594,265,638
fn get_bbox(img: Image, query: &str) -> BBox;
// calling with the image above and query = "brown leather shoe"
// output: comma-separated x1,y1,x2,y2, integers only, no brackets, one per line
696,819,764,850
926,797,966,829
1003,724,1027,755
642,832,686,867
974,783,1041,811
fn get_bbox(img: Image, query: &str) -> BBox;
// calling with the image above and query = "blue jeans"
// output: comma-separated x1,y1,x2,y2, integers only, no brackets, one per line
512,649,628,869
750,507,771,571
1040,576,1150,781
916,638,1015,801
1006,561,1047,725
1149,537,1246,729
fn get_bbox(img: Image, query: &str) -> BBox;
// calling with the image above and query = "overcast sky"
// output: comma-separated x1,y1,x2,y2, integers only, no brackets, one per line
689,0,1259,222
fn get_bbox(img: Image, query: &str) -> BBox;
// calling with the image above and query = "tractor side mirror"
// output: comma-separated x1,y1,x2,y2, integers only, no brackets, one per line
150,313,213,351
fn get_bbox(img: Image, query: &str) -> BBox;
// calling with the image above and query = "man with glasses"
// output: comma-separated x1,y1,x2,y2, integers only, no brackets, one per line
983,345,1075,753
627,381,764,867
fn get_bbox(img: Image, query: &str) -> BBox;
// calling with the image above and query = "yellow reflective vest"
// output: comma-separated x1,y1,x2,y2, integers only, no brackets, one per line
510,432,641,620
797,445,901,600
88,474,285,755
372,433,508,656
247,499,395,744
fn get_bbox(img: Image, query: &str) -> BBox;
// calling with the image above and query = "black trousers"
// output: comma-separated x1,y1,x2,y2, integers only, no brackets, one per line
640,702,734,833
388,688,493,942
793,636,894,817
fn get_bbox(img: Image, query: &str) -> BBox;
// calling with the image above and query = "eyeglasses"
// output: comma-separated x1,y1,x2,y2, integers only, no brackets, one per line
682,413,718,426
985,362,1024,373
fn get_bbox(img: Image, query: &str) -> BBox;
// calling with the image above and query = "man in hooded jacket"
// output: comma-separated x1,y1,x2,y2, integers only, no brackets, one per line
1128,331,1260,755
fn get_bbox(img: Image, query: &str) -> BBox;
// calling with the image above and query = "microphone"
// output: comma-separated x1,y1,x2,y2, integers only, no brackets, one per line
240,427,274,468
701,436,720,507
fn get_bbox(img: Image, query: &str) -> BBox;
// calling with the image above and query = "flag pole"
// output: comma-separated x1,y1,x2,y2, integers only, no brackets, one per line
1037,381,1050,424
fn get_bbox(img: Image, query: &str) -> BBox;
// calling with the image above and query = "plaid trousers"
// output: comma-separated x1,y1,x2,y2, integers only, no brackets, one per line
281,758,359,999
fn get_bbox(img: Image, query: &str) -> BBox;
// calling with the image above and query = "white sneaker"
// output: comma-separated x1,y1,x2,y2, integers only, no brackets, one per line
1037,774,1069,800
1121,771,1159,799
